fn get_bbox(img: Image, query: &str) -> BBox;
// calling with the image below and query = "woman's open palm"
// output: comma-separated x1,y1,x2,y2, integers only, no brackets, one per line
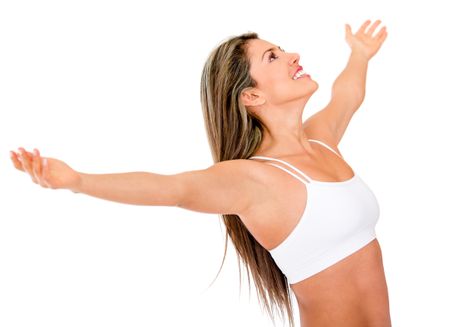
345,19,388,60
10,148,81,191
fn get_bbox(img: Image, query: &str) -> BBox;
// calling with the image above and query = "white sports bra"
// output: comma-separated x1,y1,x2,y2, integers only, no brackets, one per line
249,139,380,285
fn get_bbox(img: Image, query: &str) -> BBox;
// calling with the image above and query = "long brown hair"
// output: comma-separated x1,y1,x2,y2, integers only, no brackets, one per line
200,32,296,327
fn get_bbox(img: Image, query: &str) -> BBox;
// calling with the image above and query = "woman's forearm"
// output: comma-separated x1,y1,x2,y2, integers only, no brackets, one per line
332,50,368,103
71,171,181,207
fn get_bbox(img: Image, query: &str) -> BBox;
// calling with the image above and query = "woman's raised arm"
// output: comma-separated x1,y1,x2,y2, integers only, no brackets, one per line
10,148,260,216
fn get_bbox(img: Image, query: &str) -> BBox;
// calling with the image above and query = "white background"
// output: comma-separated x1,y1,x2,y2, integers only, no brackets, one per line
1,0,449,326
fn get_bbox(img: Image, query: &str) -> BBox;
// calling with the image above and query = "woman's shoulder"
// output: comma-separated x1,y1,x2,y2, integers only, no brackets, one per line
210,158,280,193
231,157,296,189
221,158,270,181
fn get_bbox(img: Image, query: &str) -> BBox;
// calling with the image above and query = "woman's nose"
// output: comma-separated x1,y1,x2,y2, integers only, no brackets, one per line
289,52,300,65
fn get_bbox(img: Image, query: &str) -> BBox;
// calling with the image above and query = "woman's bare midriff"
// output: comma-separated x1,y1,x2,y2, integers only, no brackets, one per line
290,238,391,327
240,155,391,326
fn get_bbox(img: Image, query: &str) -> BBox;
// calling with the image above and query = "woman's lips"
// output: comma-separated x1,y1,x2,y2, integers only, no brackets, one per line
292,66,311,80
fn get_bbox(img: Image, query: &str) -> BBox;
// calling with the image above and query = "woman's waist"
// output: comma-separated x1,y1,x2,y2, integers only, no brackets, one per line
291,239,387,307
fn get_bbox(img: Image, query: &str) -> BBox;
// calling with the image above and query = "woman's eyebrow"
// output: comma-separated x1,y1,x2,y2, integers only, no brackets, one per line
261,45,282,62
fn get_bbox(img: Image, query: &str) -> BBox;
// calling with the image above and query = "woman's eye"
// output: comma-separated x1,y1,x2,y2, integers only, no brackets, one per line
269,52,278,62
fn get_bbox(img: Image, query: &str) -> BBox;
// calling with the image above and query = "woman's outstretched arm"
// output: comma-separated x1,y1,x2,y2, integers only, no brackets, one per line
10,147,259,216
303,19,388,146
73,160,256,215
331,19,388,107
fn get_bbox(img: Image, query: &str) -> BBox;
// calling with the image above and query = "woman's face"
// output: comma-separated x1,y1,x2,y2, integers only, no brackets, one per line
245,38,318,107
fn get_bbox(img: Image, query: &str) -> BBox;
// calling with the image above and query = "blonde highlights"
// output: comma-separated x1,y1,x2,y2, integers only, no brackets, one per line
200,32,295,327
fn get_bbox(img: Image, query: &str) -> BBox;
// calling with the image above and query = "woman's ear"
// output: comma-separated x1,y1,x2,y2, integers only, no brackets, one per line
241,87,266,107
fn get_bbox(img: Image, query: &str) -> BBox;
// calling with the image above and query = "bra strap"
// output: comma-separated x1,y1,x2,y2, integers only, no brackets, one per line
308,139,342,158
249,155,312,184
266,163,309,185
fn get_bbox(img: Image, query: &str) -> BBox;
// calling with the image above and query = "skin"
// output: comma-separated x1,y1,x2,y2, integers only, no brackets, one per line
241,39,319,158
10,19,389,327
238,19,390,326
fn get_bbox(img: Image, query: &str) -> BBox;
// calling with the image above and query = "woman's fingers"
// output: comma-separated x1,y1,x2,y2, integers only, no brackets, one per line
10,151,25,172
20,148,39,184
11,147,52,188
13,147,40,185
18,148,31,173
357,19,371,35
345,24,352,34
32,149,48,188
367,20,381,37
376,26,388,40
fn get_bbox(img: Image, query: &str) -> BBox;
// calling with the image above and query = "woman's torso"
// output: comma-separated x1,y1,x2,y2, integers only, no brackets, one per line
239,139,391,326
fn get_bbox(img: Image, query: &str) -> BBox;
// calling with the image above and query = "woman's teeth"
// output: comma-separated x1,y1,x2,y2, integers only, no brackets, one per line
293,69,307,80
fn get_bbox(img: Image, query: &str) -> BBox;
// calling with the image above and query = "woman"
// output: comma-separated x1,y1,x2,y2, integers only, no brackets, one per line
10,19,390,327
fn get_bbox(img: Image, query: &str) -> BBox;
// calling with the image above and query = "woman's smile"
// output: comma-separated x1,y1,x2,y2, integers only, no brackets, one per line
292,66,310,80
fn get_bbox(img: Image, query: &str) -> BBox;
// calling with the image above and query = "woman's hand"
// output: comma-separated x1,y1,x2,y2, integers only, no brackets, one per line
345,19,388,60
10,147,82,191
